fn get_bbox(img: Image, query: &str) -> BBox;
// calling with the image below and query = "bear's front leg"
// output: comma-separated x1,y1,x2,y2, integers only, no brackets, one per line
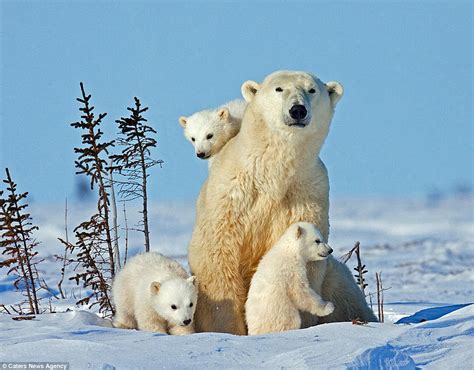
192,266,248,335
188,181,249,335
112,312,137,329
301,260,329,327
135,306,167,333
293,285,334,317
289,273,334,318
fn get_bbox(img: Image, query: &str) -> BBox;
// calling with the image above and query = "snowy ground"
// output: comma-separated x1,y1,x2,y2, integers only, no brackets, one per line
0,195,473,368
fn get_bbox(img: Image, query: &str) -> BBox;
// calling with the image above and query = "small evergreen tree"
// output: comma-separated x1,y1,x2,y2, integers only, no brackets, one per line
71,82,116,275
60,83,116,317
110,97,162,252
0,168,43,314
61,215,115,315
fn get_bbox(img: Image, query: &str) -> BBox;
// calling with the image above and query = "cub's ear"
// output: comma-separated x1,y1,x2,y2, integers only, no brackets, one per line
296,226,304,239
326,81,344,108
187,276,197,286
241,80,260,102
179,116,188,128
217,108,230,121
150,281,161,295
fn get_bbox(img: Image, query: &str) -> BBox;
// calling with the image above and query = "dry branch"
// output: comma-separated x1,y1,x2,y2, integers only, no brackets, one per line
122,202,129,266
56,198,69,299
341,241,369,296
12,315,36,321
376,271,384,323
109,163,121,271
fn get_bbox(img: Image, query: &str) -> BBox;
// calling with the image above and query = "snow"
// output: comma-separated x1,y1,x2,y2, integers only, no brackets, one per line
0,195,473,368
1,305,473,368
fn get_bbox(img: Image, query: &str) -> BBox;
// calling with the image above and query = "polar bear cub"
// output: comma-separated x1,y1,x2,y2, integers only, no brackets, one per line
246,222,335,335
112,252,198,335
179,99,246,163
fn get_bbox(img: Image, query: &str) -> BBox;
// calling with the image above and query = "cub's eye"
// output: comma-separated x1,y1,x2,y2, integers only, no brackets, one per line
206,134,213,140
275,87,283,92
315,239,321,244
191,137,195,142
171,305,177,310
189,302,193,307
309,88,316,94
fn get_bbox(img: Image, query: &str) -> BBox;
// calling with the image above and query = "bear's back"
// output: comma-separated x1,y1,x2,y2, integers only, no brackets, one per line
123,252,188,284
222,99,247,123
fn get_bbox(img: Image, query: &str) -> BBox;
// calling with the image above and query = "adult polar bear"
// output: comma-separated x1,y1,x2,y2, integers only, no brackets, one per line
188,70,376,334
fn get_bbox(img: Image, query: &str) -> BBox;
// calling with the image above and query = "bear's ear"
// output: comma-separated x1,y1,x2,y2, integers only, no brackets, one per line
296,226,304,239
217,108,230,121
187,275,197,286
150,281,161,295
179,116,188,128
241,80,260,102
326,81,344,108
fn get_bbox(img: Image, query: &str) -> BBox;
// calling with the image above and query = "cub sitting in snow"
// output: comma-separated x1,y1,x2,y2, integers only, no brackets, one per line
112,252,198,335
179,99,246,164
246,222,335,335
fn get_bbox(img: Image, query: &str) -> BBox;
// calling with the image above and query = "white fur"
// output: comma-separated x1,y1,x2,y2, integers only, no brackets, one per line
240,71,343,155
246,222,334,335
189,71,375,335
179,99,246,165
112,252,198,335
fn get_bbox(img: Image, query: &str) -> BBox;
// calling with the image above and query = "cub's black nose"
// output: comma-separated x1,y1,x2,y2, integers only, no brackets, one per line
328,247,333,255
197,152,206,159
183,319,192,326
289,105,307,120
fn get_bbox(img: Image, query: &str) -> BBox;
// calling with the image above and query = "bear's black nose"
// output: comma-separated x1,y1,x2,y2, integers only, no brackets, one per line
289,105,307,120
328,247,333,255
183,319,192,326
197,152,206,159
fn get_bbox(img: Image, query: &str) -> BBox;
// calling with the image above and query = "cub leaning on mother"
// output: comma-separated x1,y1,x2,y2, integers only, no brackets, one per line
188,70,377,335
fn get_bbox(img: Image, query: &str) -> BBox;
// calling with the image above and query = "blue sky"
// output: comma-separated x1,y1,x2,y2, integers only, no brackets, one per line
0,1,472,204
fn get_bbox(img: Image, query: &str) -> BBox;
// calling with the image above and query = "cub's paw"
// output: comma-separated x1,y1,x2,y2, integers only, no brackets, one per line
320,302,335,316
113,320,134,329
169,324,195,336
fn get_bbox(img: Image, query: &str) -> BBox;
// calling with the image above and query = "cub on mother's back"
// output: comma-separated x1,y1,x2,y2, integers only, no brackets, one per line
112,252,197,335
179,99,246,164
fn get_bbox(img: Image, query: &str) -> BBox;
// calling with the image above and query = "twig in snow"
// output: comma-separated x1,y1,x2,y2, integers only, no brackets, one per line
376,271,384,323
109,161,121,271
57,198,69,299
122,202,129,266
341,241,368,295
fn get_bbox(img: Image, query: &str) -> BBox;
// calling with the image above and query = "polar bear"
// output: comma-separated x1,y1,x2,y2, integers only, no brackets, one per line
246,222,334,335
179,99,246,163
188,70,376,334
112,252,198,335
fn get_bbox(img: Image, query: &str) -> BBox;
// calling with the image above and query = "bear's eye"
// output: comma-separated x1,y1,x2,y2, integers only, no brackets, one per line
206,134,213,140
309,88,316,94
189,302,193,308
275,87,283,92
191,137,195,142
315,239,321,244
171,304,177,310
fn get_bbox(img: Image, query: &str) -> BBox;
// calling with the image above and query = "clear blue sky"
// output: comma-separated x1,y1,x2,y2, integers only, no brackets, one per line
0,1,472,203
